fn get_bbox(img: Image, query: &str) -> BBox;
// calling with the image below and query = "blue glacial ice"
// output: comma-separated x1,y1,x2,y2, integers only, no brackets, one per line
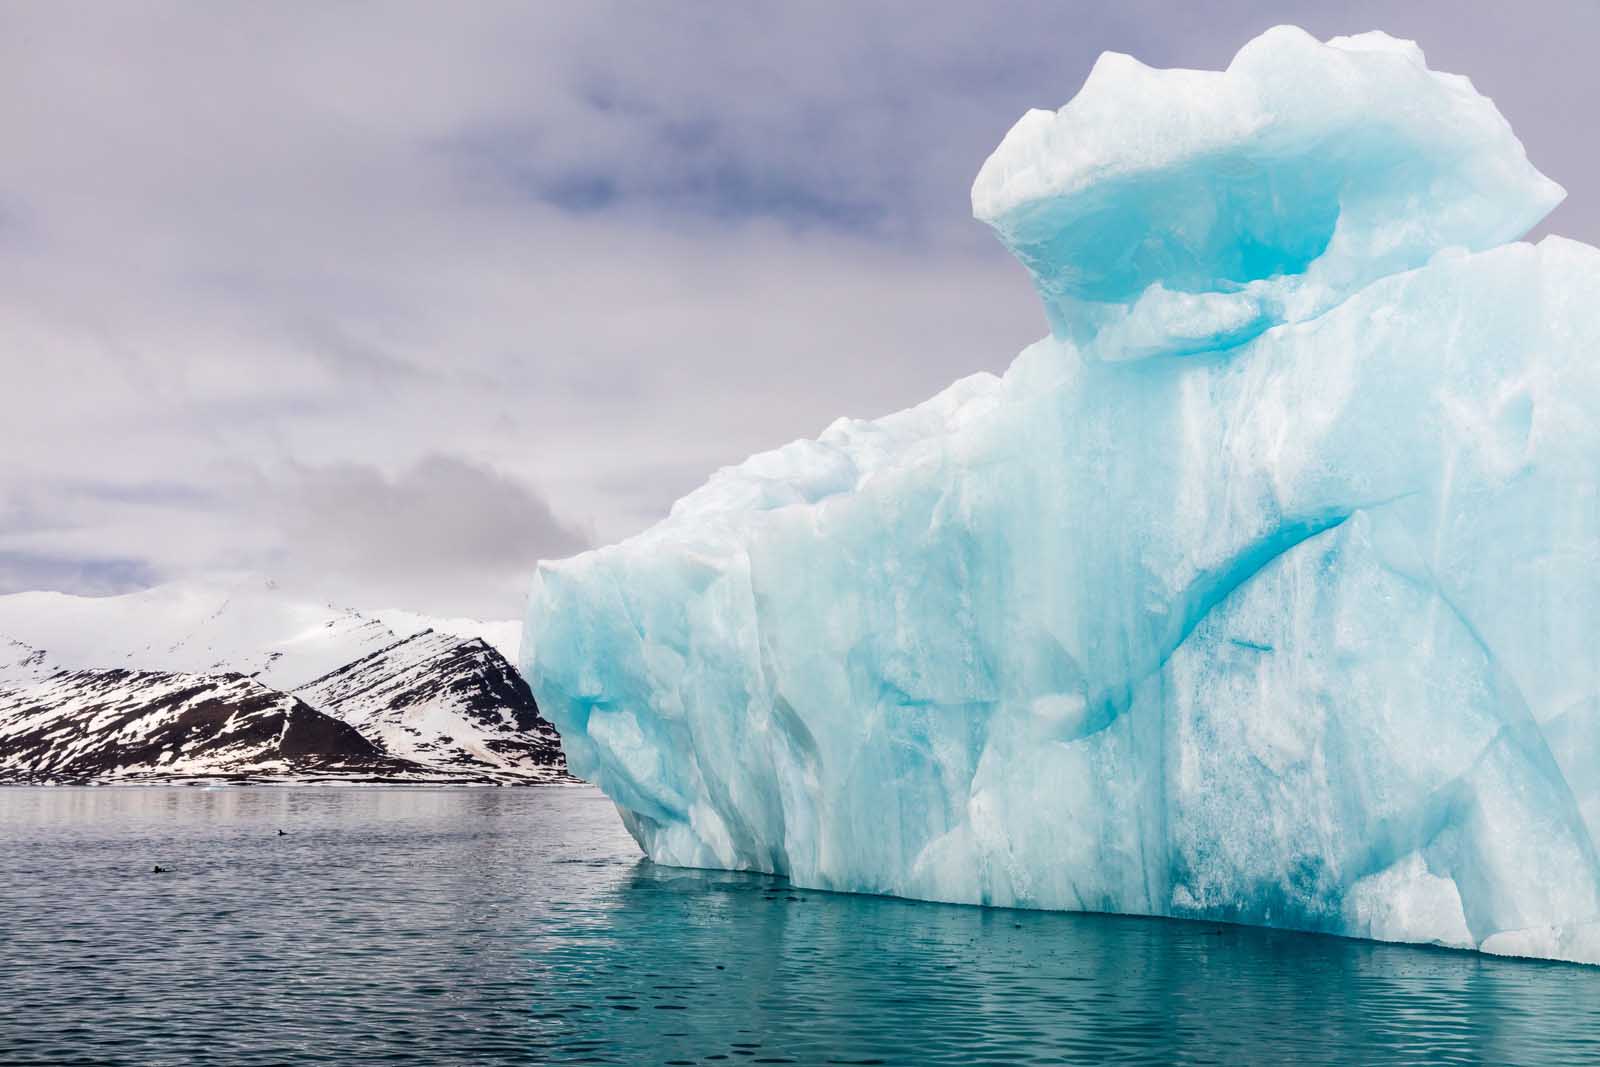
524,26,1600,964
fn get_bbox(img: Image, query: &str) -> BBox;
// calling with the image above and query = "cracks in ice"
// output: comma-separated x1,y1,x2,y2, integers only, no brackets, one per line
1062,507,1357,743
1377,547,1600,936
1060,492,1434,746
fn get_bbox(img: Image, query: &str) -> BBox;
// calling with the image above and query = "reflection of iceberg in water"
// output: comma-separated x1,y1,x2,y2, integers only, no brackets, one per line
523,863,1600,1063
525,26,1600,963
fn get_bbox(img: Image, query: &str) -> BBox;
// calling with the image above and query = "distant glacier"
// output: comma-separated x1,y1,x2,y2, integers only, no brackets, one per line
525,27,1600,964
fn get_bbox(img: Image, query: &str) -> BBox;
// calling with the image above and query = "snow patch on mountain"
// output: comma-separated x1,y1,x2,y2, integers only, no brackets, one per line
0,639,58,691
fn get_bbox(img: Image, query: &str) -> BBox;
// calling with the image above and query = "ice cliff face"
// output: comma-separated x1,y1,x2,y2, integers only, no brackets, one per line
524,26,1600,964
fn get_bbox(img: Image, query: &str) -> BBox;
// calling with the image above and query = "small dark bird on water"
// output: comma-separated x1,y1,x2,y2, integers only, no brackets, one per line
152,865,168,874
277,830,287,836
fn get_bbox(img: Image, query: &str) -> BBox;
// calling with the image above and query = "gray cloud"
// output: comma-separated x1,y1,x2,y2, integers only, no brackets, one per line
262,455,587,616
0,553,160,599
0,1,1594,616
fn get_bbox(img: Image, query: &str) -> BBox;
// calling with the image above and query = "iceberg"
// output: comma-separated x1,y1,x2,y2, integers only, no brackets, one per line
524,26,1600,964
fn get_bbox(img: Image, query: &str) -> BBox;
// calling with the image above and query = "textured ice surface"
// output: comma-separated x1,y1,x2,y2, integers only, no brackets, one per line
973,27,1565,358
525,27,1600,963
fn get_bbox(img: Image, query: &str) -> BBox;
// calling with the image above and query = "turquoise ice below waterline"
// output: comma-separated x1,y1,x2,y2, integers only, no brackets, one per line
524,26,1600,964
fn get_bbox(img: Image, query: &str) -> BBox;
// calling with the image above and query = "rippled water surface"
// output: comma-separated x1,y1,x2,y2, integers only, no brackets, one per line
3,786,1599,1065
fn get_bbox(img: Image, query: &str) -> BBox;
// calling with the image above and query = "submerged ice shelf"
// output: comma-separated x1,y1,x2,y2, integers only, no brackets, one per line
525,26,1600,964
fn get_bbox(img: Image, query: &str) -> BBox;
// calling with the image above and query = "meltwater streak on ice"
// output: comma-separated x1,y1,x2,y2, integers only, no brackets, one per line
525,26,1600,964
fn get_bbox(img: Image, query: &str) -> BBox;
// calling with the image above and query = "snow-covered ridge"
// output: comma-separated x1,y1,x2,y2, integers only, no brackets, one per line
370,609,521,665
296,630,566,785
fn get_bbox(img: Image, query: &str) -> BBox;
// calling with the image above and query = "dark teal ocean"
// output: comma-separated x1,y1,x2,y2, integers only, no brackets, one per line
3,786,1597,1065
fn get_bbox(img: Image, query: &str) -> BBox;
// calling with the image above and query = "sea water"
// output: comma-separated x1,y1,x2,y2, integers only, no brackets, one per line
2,786,1597,1065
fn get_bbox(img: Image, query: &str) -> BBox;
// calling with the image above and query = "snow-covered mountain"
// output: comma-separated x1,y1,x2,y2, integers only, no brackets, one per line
295,631,565,784
0,577,570,785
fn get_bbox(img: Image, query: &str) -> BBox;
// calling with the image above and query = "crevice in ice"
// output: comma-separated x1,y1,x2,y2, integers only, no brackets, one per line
1064,507,1357,743
1167,510,1355,656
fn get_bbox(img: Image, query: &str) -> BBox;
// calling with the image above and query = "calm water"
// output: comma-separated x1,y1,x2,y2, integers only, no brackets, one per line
2,787,1598,1066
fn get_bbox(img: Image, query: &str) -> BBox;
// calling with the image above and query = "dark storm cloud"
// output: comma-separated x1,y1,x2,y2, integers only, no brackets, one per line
1,1,1595,615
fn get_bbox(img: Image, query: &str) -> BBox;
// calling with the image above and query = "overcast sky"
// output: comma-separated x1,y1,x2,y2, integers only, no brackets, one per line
3,1,1596,617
